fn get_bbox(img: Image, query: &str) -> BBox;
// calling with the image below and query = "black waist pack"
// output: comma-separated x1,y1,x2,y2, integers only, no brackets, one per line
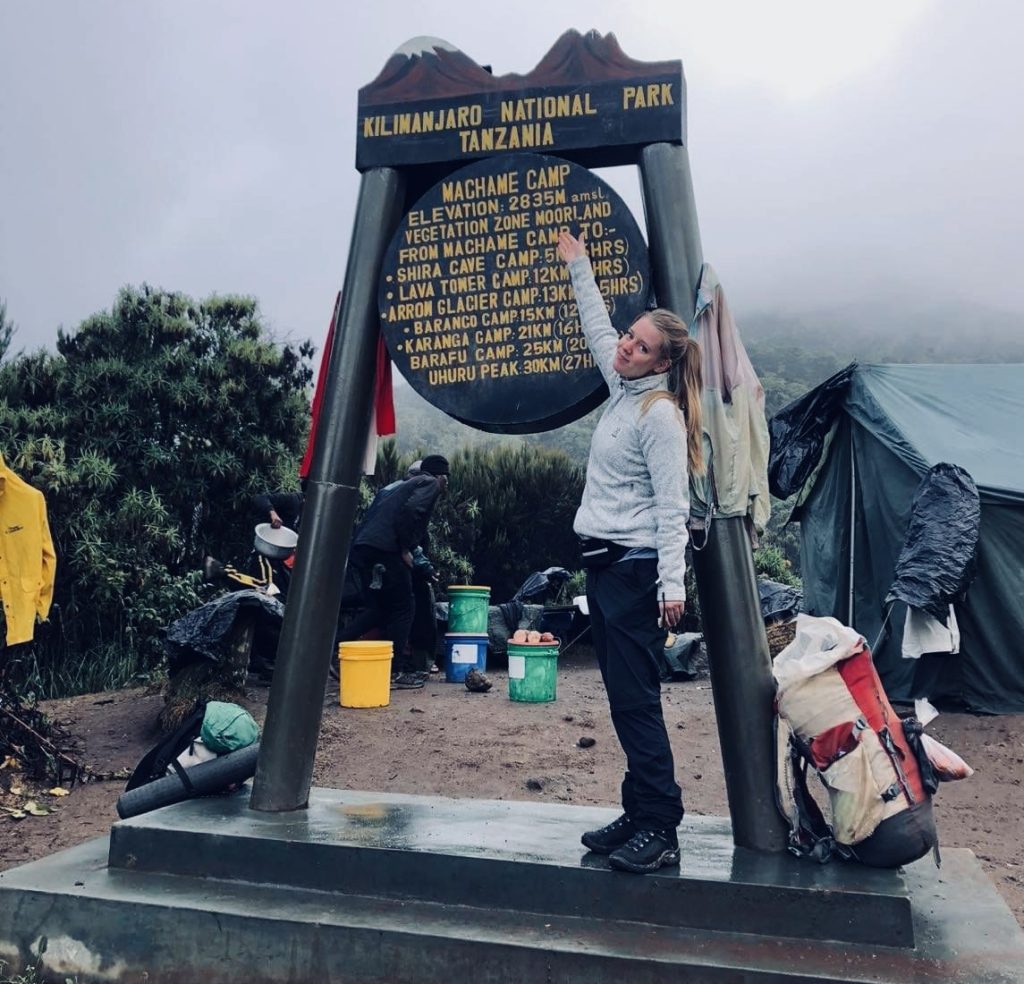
579,536,628,569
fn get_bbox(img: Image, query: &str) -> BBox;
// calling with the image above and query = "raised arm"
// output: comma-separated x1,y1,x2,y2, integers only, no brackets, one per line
557,230,619,386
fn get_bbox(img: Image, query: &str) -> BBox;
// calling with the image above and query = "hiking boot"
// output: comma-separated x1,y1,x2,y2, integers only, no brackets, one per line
391,672,425,690
581,813,636,855
608,828,680,874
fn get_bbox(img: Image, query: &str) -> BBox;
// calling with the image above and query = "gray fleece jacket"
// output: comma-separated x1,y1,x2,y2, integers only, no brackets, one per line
568,256,690,601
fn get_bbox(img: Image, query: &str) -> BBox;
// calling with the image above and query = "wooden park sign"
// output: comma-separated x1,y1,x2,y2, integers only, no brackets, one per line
357,32,684,171
360,31,685,433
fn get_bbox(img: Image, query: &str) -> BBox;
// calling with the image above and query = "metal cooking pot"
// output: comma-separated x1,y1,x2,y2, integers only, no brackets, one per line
254,523,298,560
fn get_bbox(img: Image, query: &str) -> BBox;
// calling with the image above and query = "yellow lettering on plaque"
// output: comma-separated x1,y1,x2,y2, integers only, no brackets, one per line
480,362,520,379
623,83,675,110
526,164,571,189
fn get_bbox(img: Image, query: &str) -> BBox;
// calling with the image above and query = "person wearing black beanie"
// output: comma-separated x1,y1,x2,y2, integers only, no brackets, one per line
418,454,449,478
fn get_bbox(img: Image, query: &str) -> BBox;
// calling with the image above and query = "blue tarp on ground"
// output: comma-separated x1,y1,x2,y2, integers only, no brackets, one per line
773,364,1024,714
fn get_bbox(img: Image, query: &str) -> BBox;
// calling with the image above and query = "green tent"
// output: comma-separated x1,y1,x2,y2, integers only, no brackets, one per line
788,363,1024,714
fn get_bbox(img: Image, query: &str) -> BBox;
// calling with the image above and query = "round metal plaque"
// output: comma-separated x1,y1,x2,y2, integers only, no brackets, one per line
378,153,651,433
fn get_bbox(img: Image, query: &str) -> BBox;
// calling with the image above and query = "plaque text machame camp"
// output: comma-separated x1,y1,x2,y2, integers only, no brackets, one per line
378,153,650,432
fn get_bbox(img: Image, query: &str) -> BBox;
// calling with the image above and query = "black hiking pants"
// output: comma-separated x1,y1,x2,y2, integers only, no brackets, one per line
337,547,415,672
587,557,684,831
409,576,437,670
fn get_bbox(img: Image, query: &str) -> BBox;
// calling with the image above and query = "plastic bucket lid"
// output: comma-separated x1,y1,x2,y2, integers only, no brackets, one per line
338,640,393,661
507,641,559,659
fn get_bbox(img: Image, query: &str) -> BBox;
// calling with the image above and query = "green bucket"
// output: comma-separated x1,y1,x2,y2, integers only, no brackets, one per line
447,585,491,634
507,641,558,703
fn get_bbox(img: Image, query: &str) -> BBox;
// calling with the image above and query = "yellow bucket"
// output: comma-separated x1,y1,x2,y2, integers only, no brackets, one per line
338,640,393,708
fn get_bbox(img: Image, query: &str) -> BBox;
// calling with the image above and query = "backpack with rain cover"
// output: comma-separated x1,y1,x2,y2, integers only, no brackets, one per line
118,702,260,820
773,615,939,868
124,702,208,792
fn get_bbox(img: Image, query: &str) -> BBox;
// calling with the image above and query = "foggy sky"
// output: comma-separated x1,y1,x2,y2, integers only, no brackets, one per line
1,0,1022,354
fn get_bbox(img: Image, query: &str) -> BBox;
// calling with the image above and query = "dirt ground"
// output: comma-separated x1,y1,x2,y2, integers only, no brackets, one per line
2,646,1022,929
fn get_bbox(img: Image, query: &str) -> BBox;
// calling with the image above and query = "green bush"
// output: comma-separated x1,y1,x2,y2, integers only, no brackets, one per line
444,444,583,599
0,286,312,696
753,544,801,588
365,441,584,602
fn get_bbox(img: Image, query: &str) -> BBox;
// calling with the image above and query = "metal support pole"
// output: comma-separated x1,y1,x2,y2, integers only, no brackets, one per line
689,519,787,850
639,142,788,852
251,166,407,812
639,142,704,320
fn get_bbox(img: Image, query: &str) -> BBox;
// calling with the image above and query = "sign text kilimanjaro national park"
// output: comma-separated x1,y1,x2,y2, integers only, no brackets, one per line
357,31,685,171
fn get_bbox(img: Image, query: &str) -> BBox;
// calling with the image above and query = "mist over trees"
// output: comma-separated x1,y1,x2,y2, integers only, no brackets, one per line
393,291,1024,466
1,281,1021,698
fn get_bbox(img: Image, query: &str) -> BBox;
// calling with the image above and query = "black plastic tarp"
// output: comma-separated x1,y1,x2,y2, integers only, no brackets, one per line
165,589,284,676
885,463,980,621
513,567,571,605
758,579,803,623
768,363,856,499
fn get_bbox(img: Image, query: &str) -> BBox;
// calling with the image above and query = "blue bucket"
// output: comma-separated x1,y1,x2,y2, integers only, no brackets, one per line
445,632,488,683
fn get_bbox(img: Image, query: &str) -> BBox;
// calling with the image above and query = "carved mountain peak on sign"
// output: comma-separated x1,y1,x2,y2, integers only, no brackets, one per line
393,36,461,59
361,36,502,106
359,29,680,107
530,29,678,85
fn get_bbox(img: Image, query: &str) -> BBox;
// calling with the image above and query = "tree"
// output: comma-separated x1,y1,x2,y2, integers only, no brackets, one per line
0,285,313,695
449,444,585,600
367,441,584,602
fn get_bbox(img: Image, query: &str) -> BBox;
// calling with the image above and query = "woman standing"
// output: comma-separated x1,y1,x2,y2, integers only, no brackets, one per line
557,229,704,874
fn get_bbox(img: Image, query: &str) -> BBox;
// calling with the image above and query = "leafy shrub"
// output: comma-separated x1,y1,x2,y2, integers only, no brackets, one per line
753,544,801,588
365,441,584,602
0,286,312,695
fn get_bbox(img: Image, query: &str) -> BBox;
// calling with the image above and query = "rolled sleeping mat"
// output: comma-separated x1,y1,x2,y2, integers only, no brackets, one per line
116,743,260,819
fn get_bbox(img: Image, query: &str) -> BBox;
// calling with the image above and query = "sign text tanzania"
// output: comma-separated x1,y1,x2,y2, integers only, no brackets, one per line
356,76,682,170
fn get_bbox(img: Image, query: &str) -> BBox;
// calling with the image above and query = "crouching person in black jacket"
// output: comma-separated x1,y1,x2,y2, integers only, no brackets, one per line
335,454,449,690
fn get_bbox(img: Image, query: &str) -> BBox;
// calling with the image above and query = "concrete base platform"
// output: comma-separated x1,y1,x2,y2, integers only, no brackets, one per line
0,787,1022,982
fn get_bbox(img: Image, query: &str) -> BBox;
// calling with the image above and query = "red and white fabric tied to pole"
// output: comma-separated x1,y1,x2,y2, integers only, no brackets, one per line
300,292,396,480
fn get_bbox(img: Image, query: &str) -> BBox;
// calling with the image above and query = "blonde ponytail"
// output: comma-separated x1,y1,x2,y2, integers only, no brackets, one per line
637,309,705,476
679,337,704,475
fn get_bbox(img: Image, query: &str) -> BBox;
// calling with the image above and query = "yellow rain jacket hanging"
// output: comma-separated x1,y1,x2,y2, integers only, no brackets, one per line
0,454,57,645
